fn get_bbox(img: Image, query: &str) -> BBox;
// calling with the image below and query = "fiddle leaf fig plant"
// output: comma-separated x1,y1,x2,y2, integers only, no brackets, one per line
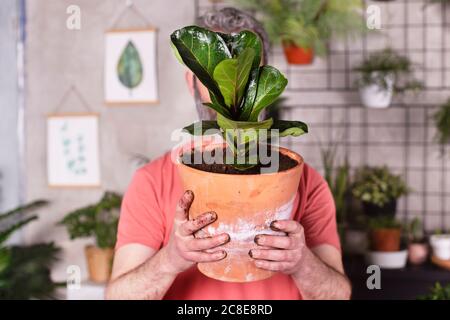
170,26,308,170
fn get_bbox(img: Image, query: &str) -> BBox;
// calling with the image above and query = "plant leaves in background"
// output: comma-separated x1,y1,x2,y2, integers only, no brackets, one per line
117,41,143,90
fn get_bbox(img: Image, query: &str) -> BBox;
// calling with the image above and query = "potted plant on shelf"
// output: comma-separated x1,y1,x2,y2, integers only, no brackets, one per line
171,26,308,282
234,0,365,65
406,217,429,265
0,200,61,299
354,48,423,108
365,216,408,269
433,98,450,149
59,192,122,283
352,166,409,217
430,231,450,261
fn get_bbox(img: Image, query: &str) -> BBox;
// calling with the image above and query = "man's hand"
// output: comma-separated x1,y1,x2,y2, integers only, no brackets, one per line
249,220,306,274
161,190,230,275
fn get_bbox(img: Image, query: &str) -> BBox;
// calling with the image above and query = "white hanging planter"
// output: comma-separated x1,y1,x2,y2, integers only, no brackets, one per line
358,72,395,109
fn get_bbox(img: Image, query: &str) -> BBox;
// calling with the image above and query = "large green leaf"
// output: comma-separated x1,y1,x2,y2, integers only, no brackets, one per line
117,41,143,90
222,31,263,121
249,66,288,121
213,48,255,111
183,121,221,136
270,120,309,137
171,26,231,109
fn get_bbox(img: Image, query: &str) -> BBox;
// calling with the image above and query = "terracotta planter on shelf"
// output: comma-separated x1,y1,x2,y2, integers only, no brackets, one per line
85,245,114,283
177,144,304,282
282,42,314,65
370,228,401,252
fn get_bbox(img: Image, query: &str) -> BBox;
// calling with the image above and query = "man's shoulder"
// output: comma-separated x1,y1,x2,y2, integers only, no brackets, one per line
131,151,177,186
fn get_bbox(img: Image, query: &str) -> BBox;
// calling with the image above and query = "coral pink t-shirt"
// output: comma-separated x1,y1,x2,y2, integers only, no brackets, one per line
116,152,340,300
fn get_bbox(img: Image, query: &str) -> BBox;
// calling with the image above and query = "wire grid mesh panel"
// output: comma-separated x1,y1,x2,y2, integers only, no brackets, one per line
195,0,450,231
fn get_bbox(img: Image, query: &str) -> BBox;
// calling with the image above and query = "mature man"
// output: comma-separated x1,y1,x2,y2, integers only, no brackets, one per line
106,8,351,300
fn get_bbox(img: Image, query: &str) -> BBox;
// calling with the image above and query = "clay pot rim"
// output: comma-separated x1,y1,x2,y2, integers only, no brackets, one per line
177,144,304,177
84,245,114,251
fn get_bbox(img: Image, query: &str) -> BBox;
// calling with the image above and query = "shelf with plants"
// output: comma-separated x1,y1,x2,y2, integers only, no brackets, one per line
233,0,365,65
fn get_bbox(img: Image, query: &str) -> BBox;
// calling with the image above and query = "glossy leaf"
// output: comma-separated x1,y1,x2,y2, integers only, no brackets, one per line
249,66,288,121
226,31,263,121
182,121,221,136
213,48,255,110
170,26,231,109
270,120,309,137
117,41,143,90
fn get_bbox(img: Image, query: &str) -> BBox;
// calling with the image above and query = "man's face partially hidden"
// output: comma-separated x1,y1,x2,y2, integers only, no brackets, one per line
185,70,216,121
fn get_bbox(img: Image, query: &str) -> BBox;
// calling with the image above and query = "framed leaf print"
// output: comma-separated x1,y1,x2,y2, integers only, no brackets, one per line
104,28,158,105
47,113,101,187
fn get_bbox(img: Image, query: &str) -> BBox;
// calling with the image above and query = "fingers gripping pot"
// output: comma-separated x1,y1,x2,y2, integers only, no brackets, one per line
177,145,304,282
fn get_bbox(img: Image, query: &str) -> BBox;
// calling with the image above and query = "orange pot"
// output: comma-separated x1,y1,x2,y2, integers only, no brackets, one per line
370,228,401,252
282,42,314,65
85,245,114,283
177,145,304,282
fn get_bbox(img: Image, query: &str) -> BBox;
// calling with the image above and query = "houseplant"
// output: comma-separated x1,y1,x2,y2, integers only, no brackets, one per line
354,49,423,108
433,98,450,147
59,192,122,283
234,0,364,64
352,166,409,217
430,233,450,261
0,200,61,299
418,282,450,300
406,217,428,265
365,216,407,269
171,26,308,282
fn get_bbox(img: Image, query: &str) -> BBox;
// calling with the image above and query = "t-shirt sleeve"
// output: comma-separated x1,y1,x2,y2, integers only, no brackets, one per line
115,168,165,251
300,168,341,252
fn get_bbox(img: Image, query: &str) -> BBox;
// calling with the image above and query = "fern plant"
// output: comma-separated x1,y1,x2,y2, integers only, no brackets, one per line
0,200,61,300
59,192,122,249
234,0,365,56
354,48,423,93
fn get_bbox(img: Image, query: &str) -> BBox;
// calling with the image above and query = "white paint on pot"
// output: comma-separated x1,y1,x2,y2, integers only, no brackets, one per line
430,234,450,260
359,72,394,108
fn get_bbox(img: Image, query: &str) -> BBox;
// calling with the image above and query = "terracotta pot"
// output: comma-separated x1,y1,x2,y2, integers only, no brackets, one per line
370,228,401,252
177,145,304,282
282,42,314,65
408,243,429,265
85,245,114,283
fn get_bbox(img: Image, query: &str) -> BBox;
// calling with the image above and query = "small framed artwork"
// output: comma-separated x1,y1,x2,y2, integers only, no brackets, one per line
104,28,158,105
47,113,101,187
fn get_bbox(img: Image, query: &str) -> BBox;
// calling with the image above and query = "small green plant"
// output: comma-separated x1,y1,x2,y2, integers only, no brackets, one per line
352,166,409,207
0,200,61,299
406,217,425,243
354,48,423,92
433,99,450,146
368,216,402,230
59,192,122,249
321,145,350,225
418,282,450,300
234,0,365,56
171,26,308,170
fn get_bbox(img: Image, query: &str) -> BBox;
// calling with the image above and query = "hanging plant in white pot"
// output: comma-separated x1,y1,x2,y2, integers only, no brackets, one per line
354,49,423,109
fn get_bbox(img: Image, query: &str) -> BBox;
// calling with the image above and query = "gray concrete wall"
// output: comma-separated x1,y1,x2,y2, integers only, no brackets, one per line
24,0,196,281
0,0,21,221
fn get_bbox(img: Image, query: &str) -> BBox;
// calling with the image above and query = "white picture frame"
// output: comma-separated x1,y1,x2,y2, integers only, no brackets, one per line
104,28,158,105
47,113,101,188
